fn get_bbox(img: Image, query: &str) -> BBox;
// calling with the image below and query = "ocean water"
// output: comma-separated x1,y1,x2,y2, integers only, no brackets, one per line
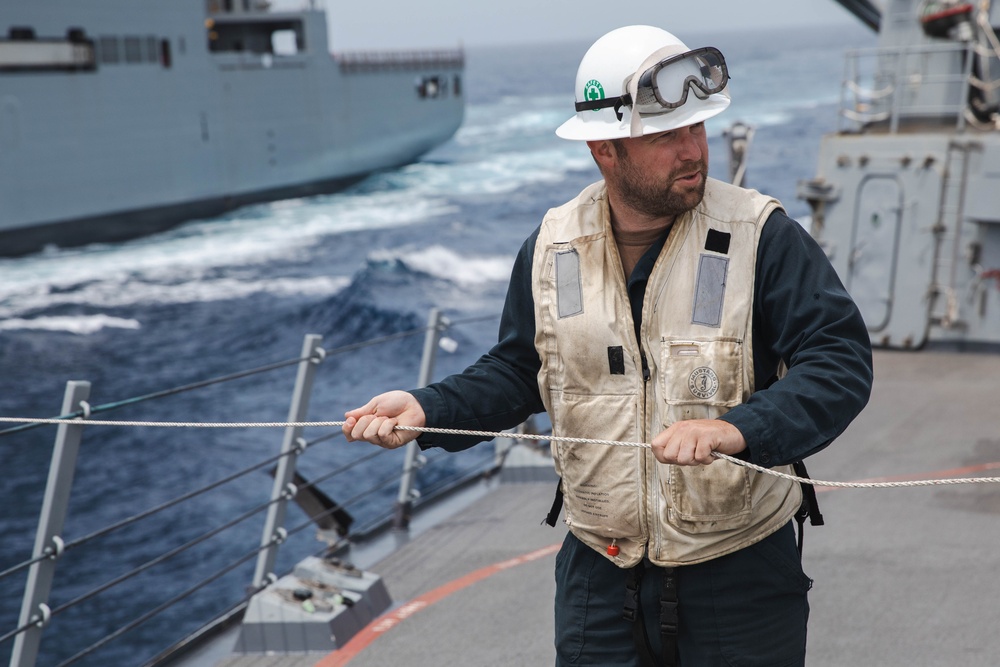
0,22,875,666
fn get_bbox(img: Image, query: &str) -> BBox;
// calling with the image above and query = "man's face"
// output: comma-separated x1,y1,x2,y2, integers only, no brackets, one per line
606,122,709,220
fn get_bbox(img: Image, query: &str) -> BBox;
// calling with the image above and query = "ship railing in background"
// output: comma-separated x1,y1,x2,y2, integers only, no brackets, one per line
0,308,522,667
335,48,464,73
837,40,998,133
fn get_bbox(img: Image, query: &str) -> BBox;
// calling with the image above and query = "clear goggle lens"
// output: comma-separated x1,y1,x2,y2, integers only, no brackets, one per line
630,47,729,114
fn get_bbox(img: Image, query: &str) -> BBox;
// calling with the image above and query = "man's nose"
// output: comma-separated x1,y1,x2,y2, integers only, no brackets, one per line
674,127,704,162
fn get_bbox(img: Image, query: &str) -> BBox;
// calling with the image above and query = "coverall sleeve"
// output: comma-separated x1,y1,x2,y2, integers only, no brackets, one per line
718,210,874,467
410,229,545,452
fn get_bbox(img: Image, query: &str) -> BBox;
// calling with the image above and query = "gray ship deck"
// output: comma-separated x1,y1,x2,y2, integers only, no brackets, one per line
215,349,1000,667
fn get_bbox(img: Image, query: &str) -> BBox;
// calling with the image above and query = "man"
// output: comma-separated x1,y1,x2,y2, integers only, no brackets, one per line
343,25,873,666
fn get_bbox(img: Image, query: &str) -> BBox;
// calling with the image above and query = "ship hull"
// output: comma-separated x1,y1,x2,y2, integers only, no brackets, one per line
0,0,465,256
0,172,367,256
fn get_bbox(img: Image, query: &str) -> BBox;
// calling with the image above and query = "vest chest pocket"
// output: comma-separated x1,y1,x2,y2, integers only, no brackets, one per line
658,338,743,408
655,337,751,533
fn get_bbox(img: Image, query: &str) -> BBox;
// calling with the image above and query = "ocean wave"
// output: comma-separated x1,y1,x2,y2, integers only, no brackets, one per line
383,147,593,199
0,190,453,314
0,276,351,319
455,98,569,145
137,194,458,268
368,245,514,286
0,314,141,335
727,94,840,130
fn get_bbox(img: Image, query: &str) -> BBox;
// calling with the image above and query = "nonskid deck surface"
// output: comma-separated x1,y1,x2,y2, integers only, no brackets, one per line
335,482,565,666
218,349,1000,666
802,349,1000,666
213,481,565,667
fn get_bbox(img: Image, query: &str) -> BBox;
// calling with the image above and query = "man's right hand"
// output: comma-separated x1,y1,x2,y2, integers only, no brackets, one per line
342,390,426,449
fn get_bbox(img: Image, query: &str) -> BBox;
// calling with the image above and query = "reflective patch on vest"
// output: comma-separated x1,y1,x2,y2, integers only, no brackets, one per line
692,254,728,327
607,345,625,375
555,249,583,318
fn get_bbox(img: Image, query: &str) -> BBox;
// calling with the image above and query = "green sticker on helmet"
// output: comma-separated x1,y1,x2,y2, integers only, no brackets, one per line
583,79,604,111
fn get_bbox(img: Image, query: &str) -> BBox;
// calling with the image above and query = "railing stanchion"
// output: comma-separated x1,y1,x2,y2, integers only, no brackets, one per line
394,308,445,529
957,42,975,132
251,334,324,590
890,47,905,134
10,381,91,667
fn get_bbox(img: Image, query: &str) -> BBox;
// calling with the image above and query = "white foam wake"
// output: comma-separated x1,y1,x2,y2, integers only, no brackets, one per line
370,245,513,286
0,276,351,321
0,315,141,335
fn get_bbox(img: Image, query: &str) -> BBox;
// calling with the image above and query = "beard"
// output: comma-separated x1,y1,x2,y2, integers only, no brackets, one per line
611,143,708,219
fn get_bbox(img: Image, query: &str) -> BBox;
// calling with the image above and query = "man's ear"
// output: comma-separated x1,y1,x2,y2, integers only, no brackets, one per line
587,140,617,172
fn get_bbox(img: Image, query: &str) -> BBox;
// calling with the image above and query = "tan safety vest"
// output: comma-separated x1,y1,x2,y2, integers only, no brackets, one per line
532,177,802,568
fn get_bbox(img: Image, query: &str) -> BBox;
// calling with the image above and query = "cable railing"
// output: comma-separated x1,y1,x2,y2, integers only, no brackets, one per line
69,449,288,553
0,356,310,439
0,307,514,667
50,498,274,618
837,33,1000,134
0,447,287,625
54,547,267,667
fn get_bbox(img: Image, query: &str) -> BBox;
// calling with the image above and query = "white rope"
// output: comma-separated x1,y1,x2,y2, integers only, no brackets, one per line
4,416,1000,489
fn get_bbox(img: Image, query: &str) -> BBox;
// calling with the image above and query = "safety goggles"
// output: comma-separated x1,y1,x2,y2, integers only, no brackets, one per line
576,47,729,119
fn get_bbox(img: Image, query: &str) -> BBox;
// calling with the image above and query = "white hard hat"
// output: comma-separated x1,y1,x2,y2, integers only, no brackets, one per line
556,25,731,141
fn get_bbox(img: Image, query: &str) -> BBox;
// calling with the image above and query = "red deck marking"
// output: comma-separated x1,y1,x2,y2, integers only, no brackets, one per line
816,461,1000,493
313,542,562,667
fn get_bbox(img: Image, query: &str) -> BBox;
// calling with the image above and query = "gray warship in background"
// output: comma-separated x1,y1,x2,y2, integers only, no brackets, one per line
804,0,1000,349
0,0,464,257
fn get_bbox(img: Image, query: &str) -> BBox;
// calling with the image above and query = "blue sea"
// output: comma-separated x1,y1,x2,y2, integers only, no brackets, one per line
0,23,875,666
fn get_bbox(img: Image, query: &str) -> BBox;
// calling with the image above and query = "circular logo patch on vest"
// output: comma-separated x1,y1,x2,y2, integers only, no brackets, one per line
688,367,720,399
583,79,605,111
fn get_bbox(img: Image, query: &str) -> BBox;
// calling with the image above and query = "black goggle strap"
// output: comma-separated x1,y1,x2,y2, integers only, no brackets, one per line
574,94,632,121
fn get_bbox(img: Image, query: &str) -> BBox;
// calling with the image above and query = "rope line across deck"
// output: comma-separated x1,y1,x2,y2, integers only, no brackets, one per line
3,416,1000,490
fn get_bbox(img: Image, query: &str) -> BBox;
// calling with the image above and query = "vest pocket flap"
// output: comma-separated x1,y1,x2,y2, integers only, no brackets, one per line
661,462,753,534
659,338,743,407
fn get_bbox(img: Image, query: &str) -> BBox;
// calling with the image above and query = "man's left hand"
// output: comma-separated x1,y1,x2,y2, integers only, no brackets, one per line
651,420,747,466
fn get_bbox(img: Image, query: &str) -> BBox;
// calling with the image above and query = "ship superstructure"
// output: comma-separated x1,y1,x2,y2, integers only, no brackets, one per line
0,0,464,256
801,0,1000,348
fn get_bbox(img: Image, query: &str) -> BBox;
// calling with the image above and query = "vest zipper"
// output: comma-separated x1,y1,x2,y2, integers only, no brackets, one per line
639,345,654,559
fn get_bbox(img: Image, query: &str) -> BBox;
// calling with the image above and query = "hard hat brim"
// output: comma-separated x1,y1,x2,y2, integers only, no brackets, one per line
555,94,730,141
